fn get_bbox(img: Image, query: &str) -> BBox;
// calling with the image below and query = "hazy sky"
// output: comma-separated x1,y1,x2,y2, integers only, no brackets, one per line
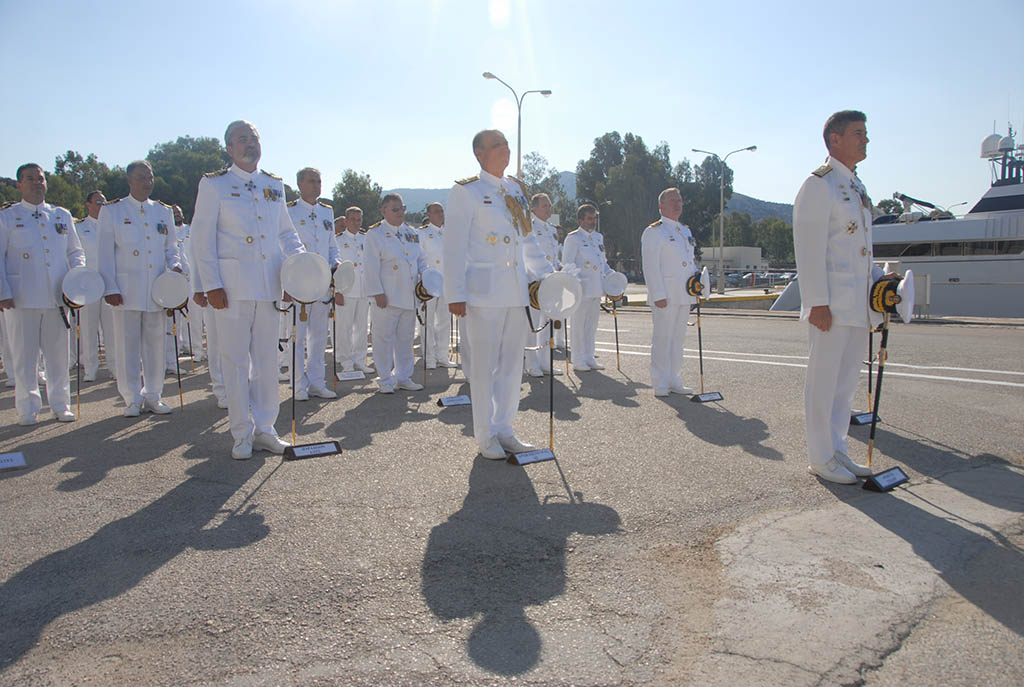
1,0,1021,211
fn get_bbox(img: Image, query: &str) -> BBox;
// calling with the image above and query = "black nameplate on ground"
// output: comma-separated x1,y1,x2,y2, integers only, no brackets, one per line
862,466,909,492
283,441,341,461
507,448,555,466
691,391,724,403
437,394,471,408
850,412,879,425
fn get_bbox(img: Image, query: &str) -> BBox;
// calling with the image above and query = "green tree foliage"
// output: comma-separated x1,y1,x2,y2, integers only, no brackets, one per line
332,170,383,227
54,151,112,196
146,136,228,221
721,212,794,266
0,179,20,205
877,198,902,215
723,211,755,246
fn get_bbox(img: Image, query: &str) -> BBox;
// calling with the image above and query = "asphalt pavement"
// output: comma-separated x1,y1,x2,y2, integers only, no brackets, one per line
0,308,1021,686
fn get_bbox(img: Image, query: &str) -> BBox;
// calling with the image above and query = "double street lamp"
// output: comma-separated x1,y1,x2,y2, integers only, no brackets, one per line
691,145,757,294
483,72,552,178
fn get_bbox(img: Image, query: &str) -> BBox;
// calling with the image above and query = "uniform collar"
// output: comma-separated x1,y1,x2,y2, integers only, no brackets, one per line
19,199,44,212
826,156,857,183
298,197,317,210
229,164,256,182
383,219,402,232
427,223,442,231
660,215,678,227
125,194,151,210
532,213,552,226
479,169,503,188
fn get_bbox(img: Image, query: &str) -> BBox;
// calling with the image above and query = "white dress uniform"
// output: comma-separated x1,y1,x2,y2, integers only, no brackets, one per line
71,215,116,379
418,222,453,366
641,215,697,393
794,156,883,471
169,224,204,364
561,227,612,369
184,224,225,404
525,214,562,373
443,171,553,451
364,220,427,389
98,196,181,411
0,199,86,420
287,198,340,395
192,165,304,446
335,228,371,371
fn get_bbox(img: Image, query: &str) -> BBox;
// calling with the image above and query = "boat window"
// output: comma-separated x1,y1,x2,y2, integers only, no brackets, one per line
965,241,996,255
996,240,1024,255
937,242,962,256
901,243,933,257
874,243,907,257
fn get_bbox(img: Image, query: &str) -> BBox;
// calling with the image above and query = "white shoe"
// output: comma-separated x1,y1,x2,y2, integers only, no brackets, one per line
573,363,592,372
53,408,76,422
278,371,290,382
396,379,424,391
426,362,438,370
309,386,337,399
253,432,289,454
808,456,857,485
654,388,670,397
193,354,207,363
231,436,253,460
340,364,355,373
437,359,457,368
669,385,693,394
832,450,873,477
294,389,309,401
541,367,563,376
378,383,395,394
480,437,507,460
83,371,97,382
18,414,36,426
497,434,535,453
142,399,173,415
216,397,229,409
165,367,178,375
589,361,606,371
356,363,375,373
526,368,544,377
124,403,141,417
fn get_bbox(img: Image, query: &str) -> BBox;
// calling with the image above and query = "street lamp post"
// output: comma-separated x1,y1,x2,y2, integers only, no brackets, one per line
691,145,757,294
483,72,552,178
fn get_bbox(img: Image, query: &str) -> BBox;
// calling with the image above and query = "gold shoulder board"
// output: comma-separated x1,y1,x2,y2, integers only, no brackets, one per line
204,168,229,178
317,200,333,209
259,169,282,181
286,199,298,207
455,175,479,185
648,219,663,228
812,165,833,178
368,220,382,229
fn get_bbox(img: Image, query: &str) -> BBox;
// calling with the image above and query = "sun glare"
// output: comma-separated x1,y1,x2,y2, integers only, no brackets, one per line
489,0,510,28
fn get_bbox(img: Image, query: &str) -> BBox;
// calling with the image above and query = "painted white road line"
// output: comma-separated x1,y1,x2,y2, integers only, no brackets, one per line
596,328,630,333
593,347,1024,389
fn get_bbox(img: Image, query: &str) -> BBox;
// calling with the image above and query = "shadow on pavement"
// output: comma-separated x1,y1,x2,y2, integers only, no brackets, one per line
422,458,621,675
571,371,642,408
0,454,271,673
324,388,434,451
663,397,783,461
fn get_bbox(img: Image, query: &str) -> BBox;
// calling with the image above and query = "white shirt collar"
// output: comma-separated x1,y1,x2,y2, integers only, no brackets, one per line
19,199,42,211
229,164,256,182
827,156,857,182
383,219,402,231
125,195,149,210
479,169,503,187
427,223,442,231
298,197,317,210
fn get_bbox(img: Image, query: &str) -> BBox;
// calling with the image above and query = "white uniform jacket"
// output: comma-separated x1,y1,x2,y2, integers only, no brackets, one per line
98,196,181,312
418,222,445,271
562,228,612,299
641,216,697,306
75,216,100,268
793,157,882,329
287,198,340,268
336,230,369,299
0,200,86,307
364,220,426,311
531,215,561,269
191,165,305,301
443,170,552,307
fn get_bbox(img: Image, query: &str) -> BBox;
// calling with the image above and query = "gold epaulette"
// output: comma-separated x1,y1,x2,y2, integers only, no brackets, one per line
1,200,16,210
419,223,429,230
567,228,580,235
260,169,282,181
204,168,229,178
286,199,298,207
508,175,529,196
368,220,382,229
359,228,368,234
648,219,662,228
812,165,833,178
317,199,333,209
106,197,123,204
75,216,86,223
455,175,479,185
157,200,173,209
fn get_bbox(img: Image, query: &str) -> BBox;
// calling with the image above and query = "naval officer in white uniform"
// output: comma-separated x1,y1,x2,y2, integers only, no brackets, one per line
364,193,428,393
286,167,341,400
71,190,112,381
641,187,697,396
334,207,373,373
794,110,888,485
561,203,612,371
99,160,182,416
444,129,554,459
0,163,86,424
191,120,306,460
525,192,563,376
418,202,455,369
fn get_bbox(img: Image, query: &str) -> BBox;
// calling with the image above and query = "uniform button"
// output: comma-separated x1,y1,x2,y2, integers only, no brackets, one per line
146,235,151,240
257,216,262,221
148,264,152,268
46,262,50,266
133,250,140,256
260,235,265,239
145,223,149,227
44,248,49,253
22,252,29,259
861,247,867,256
42,235,47,239
506,261,511,267
262,255,266,260
435,259,440,265
148,250,152,254
682,260,687,267
393,265,399,270
246,236,254,244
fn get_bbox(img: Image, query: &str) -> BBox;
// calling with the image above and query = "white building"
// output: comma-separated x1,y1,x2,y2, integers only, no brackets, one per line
700,246,767,271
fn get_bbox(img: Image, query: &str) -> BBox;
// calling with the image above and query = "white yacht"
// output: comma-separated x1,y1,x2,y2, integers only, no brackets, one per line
871,129,1024,317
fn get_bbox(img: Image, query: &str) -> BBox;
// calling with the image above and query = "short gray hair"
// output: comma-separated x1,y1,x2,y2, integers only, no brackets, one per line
296,167,320,184
224,119,258,147
381,192,403,209
126,160,153,177
531,192,550,208
658,187,681,205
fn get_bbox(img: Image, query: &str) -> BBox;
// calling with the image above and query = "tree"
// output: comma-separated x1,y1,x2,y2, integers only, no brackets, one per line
0,178,19,205
521,151,573,231
332,170,383,227
723,212,755,247
877,198,901,215
147,136,228,221
753,217,794,265
54,151,111,196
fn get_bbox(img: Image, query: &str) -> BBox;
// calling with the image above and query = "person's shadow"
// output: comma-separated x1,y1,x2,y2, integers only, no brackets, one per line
662,397,783,461
0,454,271,672
421,459,621,675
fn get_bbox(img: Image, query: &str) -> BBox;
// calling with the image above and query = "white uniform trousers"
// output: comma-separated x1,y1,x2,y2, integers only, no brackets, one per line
371,304,415,386
165,312,182,371
465,306,529,450
214,300,281,441
3,308,71,416
570,297,601,366
293,300,330,393
335,296,369,370
100,302,117,378
113,309,166,407
70,300,101,377
277,311,292,372
187,305,206,359
202,304,226,402
649,303,689,391
524,306,549,372
804,324,868,467
0,315,12,384
424,296,452,365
